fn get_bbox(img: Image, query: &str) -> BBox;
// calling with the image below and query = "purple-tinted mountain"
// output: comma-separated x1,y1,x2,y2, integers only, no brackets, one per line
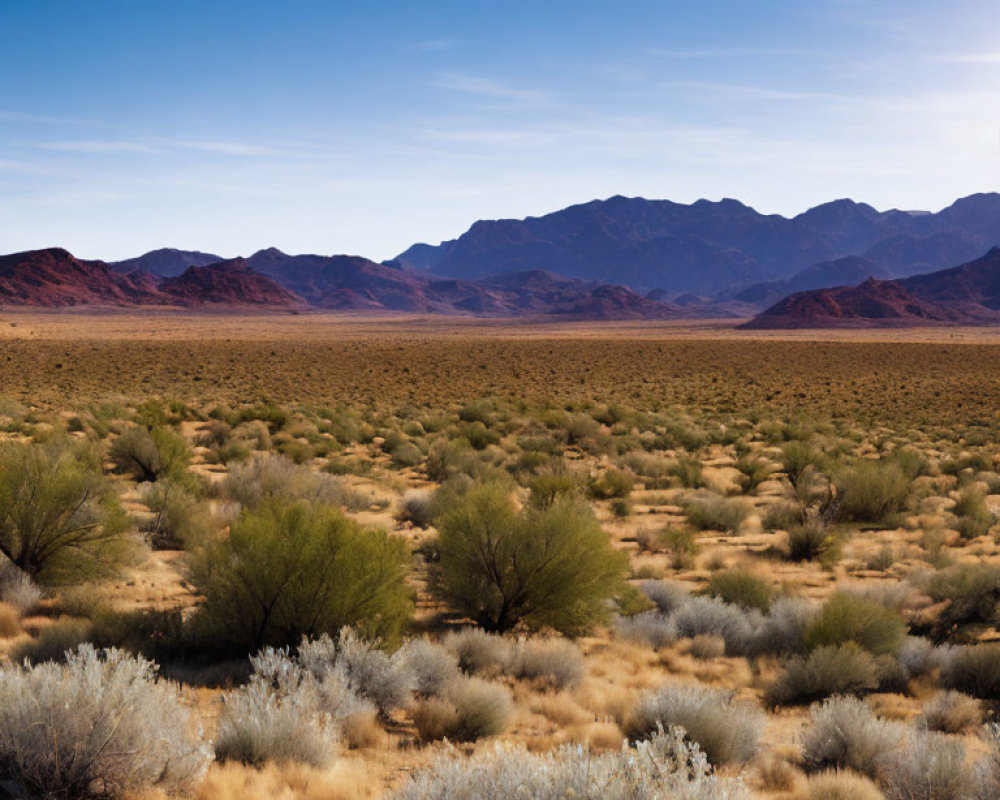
396,193,1000,296
744,247,1000,328
111,248,223,278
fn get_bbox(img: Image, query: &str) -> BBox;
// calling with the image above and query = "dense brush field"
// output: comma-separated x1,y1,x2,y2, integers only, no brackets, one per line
1,317,1000,799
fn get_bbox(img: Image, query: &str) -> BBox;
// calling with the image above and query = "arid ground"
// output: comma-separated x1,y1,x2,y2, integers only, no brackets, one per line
2,313,1000,800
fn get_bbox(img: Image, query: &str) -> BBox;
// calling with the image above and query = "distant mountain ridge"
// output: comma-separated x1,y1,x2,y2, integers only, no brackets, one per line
396,193,1000,296
743,247,1000,328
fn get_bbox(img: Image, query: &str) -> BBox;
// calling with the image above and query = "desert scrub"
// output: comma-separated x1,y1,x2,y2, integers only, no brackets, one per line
833,459,911,523
913,562,1000,636
940,643,1000,699
431,482,626,635
800,695,904,778
395,725,748,800
799,771,885,800
400,637,460,697
215,646,371,767
735,453,776,493
879,730,974,800
443,628,514,676
951,484,996,539
781,441,826,487
109,424,190,483
766,644,880,706
140,480,213,548
224,453,371,511
705,569,776,613
189,501,412,654
785,515,841,563
588,468,634,500
509,637,584,689
0,645,209,799
613,610,679,650
681,492,751,534
0,437,131,584
762,500,806,531
628,684,764,766
0,560,41,615
413,677,512,742
803,592,907,656
919,690,982,733
673,596,762,657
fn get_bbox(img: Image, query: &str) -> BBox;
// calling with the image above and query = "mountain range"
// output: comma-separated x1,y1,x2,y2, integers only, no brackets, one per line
743,247,1000,328
3,191,1000,322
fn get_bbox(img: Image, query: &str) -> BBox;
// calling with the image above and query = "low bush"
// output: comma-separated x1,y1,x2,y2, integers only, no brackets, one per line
588,469,634,500
297,630,414,717
510,638,584,689
952,485,996,539
140,480,212,548
781,441,826,488
394,725,748,800
706,569,776,613
833,460,911,523
766,644,880,706
786,516,840,563
761,500,805,531
641,580,691,614
398,490,434,528
400,637,460,697
674,596,761,657
941,643,1000,700
613,610,678,650
188,501,412,654
801,696,904,778
754,597,817,655
0,560,42,614
443,628,513,676
800,771,885,800
0,437,131,584
224,453,368,511
803,592,906,656
414,677,512,742
109,425,190,483
916,563,1000,637
879,730,973,800
0,645,209,798
628,684,764,766
214,646,367,767
919,690,981,734
682,493,751,534
431,484,626,635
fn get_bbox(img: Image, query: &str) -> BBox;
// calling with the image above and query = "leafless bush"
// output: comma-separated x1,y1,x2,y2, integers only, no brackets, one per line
674,596,762,656
613,610,678,649
224,453,370,511
443,628,514,676
510,638,584,689
628,684,764,766
801,696,904,778
753,597,818,655
920,690,982,734
0,645,208,798
400,637,460,697
0,560,41,615
414,677,512,742
641,579,691,614
297,630,414,717
394,725,749,800
766,644,880,706
879,730,973,800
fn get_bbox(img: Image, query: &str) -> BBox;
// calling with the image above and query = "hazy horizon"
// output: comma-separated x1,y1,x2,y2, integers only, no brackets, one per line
2,0,999,261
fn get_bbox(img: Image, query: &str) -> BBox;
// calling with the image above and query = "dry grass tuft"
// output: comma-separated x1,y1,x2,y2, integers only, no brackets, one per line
193,760,375,800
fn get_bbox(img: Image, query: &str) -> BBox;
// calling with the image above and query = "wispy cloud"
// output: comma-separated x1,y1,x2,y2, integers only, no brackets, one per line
414,39,461,53
433,73,548,105
645,46,816,59
171,140,300,157
0,110,105,127
934,51,1000,64
664,80,846,102
35,140,160,154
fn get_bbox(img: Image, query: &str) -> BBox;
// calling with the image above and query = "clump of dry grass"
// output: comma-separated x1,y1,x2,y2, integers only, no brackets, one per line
194,760,375,800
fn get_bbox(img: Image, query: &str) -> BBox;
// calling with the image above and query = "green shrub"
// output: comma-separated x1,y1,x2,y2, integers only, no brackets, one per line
109,425,190,483
682,493,751,534
588,469,634,500
916,563,1000,637
781,441,826,487
188,501,413,654
803,592,906,656
833,460,911,523
705,569,776,613
431,483,626,635
786,516,840,563
766,644,880,706
952,485,996,539
0,438,130,584
140,481,212,549
735,453,776,492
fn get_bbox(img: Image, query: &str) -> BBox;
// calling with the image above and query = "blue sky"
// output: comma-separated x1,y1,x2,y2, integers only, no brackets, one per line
1,0,999,260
